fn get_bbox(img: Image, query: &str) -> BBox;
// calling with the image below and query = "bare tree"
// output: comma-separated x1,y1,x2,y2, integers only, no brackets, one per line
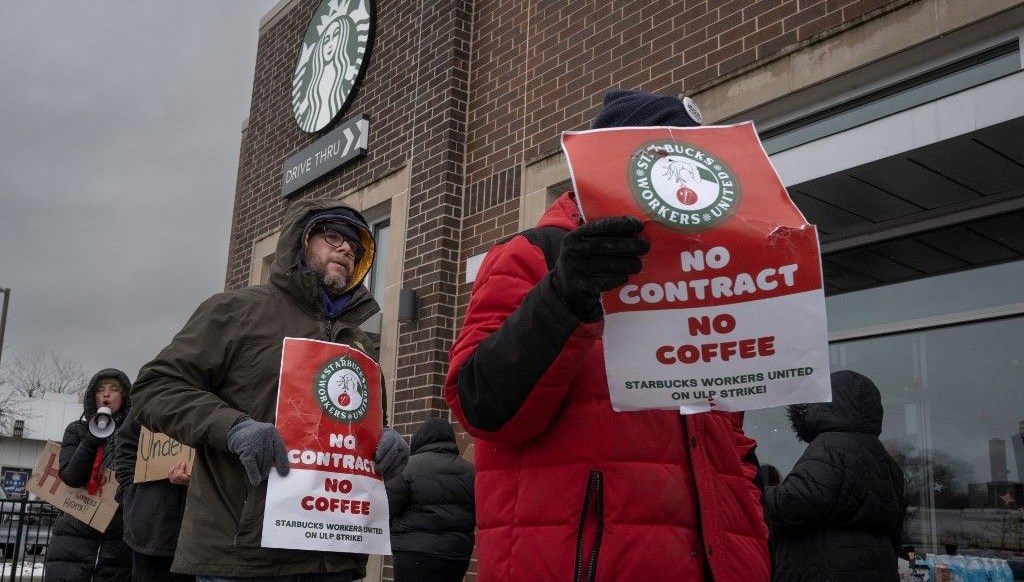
0,387,25,434
1,347,88,398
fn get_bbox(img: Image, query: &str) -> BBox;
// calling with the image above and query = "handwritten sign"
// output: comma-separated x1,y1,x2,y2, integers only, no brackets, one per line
261,338,390,554
26,441,118,532
133,428,195,483
562,123,831,414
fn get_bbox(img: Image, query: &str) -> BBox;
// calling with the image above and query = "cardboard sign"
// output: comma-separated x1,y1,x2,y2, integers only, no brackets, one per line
262,338,390,555
562,123,831,414
133,428,195,483
26,441,118,532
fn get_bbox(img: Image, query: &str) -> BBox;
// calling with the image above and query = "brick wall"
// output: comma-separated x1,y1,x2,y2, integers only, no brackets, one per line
228,1,430,293
229,0,471,421
463,0,912,189
230,1,914,580
389,0,473,439
455,0,910,316
232,0,915,413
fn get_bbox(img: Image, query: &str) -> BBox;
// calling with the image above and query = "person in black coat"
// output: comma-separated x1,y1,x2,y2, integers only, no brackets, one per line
763,370,906,582
113,411,193,582
386,417,475,582
44,368,133,582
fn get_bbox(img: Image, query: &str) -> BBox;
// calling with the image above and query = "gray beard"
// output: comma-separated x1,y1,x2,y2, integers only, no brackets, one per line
317,269,350,296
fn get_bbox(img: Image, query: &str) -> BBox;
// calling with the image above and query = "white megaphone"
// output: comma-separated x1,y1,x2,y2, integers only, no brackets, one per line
88,406,115,438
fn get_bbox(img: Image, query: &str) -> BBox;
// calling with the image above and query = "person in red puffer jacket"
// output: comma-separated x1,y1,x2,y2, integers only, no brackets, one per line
444,89,770,582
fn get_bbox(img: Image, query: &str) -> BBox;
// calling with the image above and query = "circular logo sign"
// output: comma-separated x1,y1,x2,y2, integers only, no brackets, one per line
314,356,370,422
292,0,376,133
627,140,741,232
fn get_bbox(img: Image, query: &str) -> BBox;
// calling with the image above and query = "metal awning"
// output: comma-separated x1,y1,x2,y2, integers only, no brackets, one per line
787,115,1024,294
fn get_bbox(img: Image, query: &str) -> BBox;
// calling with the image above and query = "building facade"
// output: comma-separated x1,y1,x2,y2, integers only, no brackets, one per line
231,0,1024,579
0,392,83,498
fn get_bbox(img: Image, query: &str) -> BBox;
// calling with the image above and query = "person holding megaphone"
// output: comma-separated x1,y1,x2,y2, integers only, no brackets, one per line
44,368,133,582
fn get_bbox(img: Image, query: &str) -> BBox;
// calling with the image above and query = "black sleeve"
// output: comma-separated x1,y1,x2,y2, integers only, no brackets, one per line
763,443,842,531
114,412,141,500
381,371,389,428
58,421,101,488
457,273,583,432
455,227,583,434
385,472,411,517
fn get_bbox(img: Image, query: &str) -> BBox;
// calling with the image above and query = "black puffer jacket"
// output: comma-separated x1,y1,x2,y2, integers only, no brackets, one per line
45,368,132,582
113,411,188,557
763,370,905,582
386,418,475,560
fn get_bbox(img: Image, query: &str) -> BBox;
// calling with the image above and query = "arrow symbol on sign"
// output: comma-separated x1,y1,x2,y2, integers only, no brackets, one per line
342,128,355,157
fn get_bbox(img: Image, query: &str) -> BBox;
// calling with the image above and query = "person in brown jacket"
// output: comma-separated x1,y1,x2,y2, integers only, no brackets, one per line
131,199,409,581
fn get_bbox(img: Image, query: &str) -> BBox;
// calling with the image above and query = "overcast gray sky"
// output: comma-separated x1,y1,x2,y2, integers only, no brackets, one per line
0,1,279,383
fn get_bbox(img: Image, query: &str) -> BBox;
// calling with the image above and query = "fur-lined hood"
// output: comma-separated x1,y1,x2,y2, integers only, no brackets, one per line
410,417,459,455
787,370,883,443
81,367,132,419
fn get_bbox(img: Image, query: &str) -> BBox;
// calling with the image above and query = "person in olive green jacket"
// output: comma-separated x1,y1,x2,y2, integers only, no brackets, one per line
131,199,410,582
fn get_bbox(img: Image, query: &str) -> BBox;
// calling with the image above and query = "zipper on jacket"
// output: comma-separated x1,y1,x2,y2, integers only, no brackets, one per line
319,316,332,342
574,471,604,582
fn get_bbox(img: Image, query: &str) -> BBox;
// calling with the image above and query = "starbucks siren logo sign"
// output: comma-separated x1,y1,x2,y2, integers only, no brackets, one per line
292,0,375,133
314,356,370,422
627,140,741,231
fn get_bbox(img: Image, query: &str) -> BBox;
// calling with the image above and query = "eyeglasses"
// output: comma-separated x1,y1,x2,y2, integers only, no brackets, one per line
319,228,365,258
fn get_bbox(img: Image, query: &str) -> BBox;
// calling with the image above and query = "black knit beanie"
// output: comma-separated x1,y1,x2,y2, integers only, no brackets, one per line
592,89,703,129
314,220,361,246
301,208,372,251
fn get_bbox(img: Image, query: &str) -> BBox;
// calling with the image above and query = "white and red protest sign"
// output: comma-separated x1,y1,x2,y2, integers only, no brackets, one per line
261,338,390,554
562,122,830,414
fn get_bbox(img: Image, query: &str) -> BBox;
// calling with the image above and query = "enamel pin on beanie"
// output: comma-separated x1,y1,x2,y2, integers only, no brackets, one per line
592,89,703,130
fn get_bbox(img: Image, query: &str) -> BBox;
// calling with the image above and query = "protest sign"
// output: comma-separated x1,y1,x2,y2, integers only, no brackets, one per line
26,441,118,532
133,428,195,483
562,122,830,414
261,338,390,554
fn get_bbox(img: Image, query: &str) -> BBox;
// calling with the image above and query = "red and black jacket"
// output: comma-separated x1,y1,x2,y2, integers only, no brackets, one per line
445,192,770,582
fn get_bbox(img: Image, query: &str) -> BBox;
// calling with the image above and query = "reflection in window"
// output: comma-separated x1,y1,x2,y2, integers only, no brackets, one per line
359,219,390,350
826,260,1024,335
760,43,1021,155
750,315,1024,570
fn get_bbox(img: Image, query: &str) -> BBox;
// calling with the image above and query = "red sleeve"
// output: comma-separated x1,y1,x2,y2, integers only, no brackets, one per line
445,235,600,444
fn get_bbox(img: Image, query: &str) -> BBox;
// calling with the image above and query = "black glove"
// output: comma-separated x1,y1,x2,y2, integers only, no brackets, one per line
551,216,649,322
83,430,107,447
226,418,290,485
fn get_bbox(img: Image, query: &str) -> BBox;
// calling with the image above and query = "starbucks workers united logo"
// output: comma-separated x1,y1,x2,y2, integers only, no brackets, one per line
315,356,370,422
292,0,375,133
628,140,741,231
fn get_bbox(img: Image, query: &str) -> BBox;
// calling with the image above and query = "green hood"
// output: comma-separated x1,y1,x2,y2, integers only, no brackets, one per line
270,198,376,302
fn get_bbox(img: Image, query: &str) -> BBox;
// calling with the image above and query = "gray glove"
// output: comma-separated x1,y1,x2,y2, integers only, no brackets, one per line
226,418,290,486
375,428,409,481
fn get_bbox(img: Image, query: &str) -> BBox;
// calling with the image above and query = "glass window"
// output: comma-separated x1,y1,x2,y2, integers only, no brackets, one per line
360,219,390,339
749,261,1024,570
259,254,274,285
826,261,1024,335
761,43,1021,155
